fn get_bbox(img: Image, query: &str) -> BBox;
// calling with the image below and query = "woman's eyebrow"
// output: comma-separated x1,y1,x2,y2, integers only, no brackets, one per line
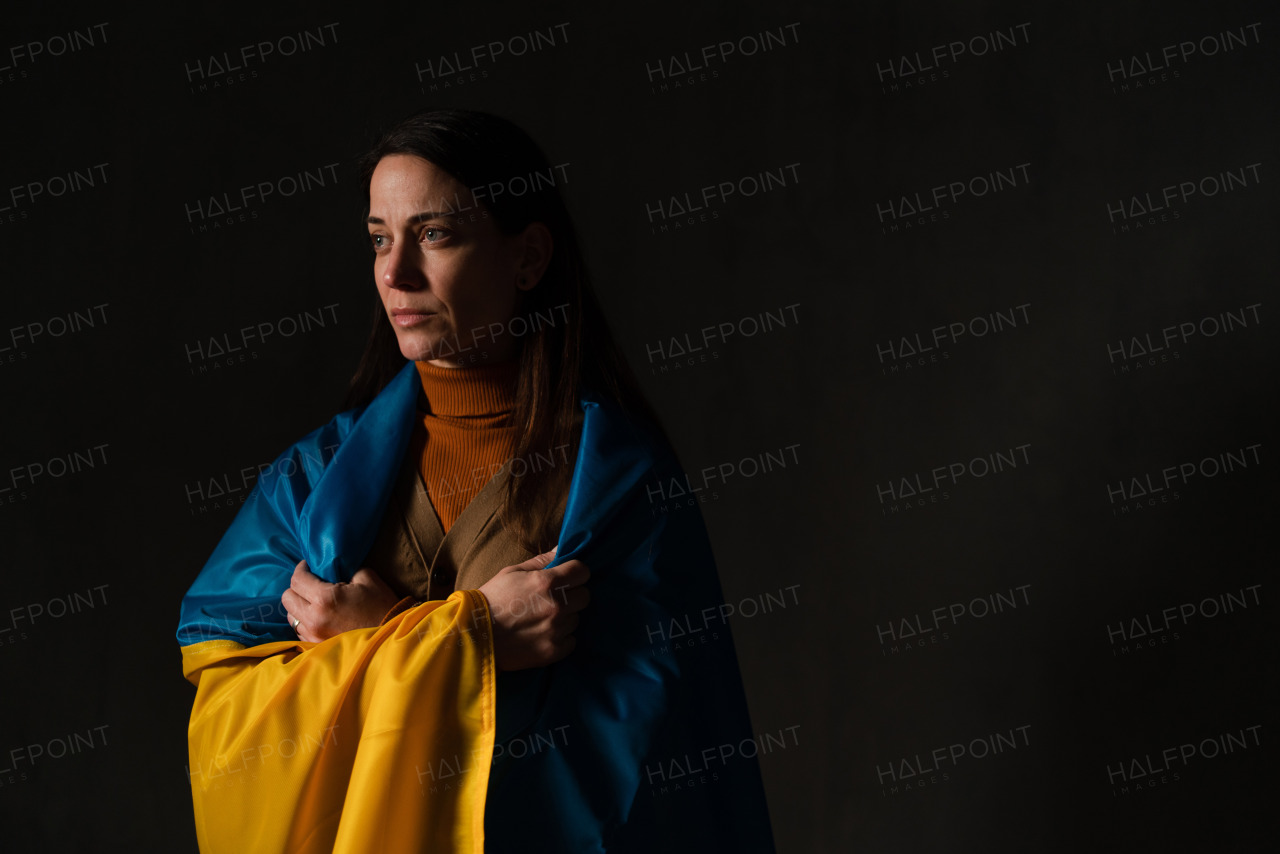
366,210,459,225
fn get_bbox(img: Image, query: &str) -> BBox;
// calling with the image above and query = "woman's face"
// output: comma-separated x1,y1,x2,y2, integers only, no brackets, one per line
367,154,544,367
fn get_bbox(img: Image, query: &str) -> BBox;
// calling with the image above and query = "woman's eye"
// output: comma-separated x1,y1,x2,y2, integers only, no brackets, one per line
369,233,387,252
423,227,449,244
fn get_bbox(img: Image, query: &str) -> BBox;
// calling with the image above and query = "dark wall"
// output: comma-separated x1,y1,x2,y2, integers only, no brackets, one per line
0,1,1272,851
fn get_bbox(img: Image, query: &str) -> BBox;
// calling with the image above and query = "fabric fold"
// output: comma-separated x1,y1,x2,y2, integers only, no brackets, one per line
185,590,495,854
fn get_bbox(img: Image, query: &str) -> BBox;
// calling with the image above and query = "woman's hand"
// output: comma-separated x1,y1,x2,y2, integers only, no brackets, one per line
478,547,591,671
282,561,403,643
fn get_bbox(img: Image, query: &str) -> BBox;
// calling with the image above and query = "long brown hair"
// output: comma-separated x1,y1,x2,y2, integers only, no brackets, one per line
345,108,660,552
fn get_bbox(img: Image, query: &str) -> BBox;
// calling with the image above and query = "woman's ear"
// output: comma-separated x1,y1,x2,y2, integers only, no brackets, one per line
514,222,553,291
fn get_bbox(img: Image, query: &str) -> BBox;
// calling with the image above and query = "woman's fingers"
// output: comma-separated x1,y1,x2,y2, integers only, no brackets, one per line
551,611,580,639
546,558,589,588
290,560,333,601
477,551,592,670
281,587,307,616
281,588,316,642
558,585,590,613
513,546,558,571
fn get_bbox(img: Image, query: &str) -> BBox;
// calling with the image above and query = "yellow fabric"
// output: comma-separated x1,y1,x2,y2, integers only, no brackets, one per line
181,590,495,853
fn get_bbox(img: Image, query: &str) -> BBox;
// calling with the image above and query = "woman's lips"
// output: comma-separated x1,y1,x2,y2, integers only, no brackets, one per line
392,310,437,327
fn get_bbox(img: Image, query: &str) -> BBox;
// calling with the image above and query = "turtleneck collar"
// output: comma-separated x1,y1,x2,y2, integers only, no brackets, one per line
414,358,518,417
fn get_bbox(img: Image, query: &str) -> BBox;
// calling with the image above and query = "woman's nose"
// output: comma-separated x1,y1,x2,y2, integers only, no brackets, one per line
382,242,424,291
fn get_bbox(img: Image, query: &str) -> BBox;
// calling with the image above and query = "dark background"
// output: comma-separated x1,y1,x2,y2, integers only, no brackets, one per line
0,1,1273,851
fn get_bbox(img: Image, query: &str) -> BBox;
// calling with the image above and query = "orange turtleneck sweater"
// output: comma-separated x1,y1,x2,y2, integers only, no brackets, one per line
411,358,520,533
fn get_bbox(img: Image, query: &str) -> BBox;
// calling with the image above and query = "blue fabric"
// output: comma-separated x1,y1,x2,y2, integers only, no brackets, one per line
176,362,419,647
176,359,774,852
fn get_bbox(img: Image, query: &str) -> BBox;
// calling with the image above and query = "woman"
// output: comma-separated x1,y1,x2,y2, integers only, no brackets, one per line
177,109,773,853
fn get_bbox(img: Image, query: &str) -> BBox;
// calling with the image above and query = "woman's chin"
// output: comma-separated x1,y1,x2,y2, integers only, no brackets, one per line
400,345,433,362
395,331,450,363
396,330,507,365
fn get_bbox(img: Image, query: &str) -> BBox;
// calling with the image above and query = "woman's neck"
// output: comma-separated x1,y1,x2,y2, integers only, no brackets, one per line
414,358,518,417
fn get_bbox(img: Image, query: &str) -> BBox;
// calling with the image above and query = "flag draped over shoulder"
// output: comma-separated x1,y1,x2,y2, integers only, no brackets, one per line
177,360,775,853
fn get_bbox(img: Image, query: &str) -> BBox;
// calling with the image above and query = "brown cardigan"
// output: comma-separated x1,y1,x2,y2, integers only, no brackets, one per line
363,413,577,603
